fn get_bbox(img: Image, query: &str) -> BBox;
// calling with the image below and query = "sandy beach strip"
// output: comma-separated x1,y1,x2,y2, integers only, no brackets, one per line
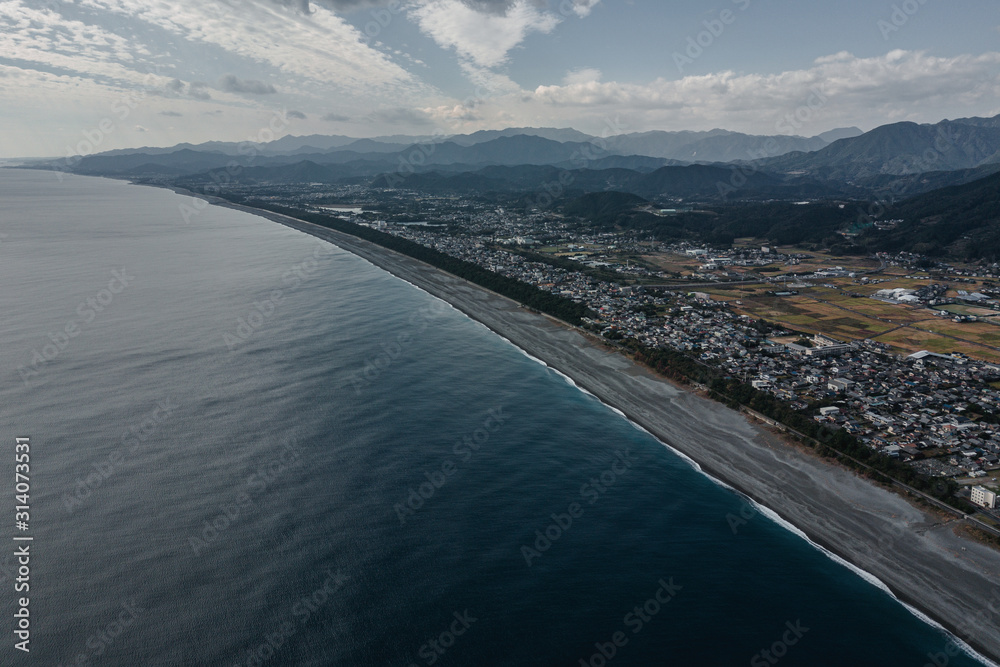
177,189,1000,664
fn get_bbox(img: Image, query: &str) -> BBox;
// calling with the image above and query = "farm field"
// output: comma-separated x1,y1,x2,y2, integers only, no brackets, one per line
848,277,934,296
636,247,1000,362
873,329,1000,363
937,303,1000,317
712,286,1000,363
721,292,899,340
915,318,1000,343
640,253,701,276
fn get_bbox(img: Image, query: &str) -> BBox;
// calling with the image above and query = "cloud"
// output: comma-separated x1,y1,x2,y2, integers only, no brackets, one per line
0,2,165,89
368,107,434,126
407,0,601,93
71,0,423,96
217,74,277,95
287,110,307,119
456,0,601,18
322,112,351,121
308,0,383,10
266,0,314,12
563,0,601,17
159,110,183,116
457,0,519,15
562,68,601,86
164,79,212,100
188,82,212,100
425,103,483,122
524,50,1000,134
409,0,561,69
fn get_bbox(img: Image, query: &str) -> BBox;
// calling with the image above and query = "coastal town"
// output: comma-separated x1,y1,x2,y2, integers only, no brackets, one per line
210,181,1000,520
284,186,1000,516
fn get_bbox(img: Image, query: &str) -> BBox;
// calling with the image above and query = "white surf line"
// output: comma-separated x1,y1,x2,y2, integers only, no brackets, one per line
452,308,999,667
747,498,998,667
224,200,998,666
576,383,998,666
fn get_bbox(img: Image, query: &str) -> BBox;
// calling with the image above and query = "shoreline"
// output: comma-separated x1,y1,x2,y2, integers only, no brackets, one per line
170,185,1000,664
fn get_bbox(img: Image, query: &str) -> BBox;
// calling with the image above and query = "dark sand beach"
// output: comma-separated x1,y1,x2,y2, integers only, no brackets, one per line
177,189,1000,664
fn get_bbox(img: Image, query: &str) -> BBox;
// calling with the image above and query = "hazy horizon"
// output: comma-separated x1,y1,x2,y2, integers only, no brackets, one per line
2,0,998,158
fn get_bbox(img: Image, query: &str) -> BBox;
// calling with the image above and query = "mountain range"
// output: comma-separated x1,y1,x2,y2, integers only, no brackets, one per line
756,116,1000,181
20,113,1000,259
45,115,1000,192
64,125,861,165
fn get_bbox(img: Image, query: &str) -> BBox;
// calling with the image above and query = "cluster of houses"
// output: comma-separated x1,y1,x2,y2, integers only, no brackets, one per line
640,298,1000,477
872,283,954,307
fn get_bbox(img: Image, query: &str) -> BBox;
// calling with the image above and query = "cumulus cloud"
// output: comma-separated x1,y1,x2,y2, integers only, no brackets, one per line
407,49,1000,138
217,74,277,95
524,50,1000,134
407,0,602,94
410,0,561,69
322,112,351,121
159,110,183,116
287,110,307,119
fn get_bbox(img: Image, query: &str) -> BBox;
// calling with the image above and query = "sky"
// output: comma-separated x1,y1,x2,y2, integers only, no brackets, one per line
1,0,999,157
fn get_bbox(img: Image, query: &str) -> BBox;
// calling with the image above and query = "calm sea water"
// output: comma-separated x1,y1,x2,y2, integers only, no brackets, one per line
0,169,988,666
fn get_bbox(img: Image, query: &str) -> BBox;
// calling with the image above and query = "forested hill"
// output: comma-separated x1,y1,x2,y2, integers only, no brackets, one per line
860,170,1000,259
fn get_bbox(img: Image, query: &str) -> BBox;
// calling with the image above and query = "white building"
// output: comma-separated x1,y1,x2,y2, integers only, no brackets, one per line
971,486,997,509
785,335,852,358
874,287,917,302
828,378,855,393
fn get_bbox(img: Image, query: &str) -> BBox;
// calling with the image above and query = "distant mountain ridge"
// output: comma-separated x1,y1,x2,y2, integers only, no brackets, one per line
350,162,852,201
26,114,1000,216
758,115,1000,180
602,130,829,162
447,127,596,146
67,117,1000,176
77,125,846,163
817,127,865,143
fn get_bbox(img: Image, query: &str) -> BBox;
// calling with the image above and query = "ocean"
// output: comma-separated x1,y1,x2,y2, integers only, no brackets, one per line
0,168,989,666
